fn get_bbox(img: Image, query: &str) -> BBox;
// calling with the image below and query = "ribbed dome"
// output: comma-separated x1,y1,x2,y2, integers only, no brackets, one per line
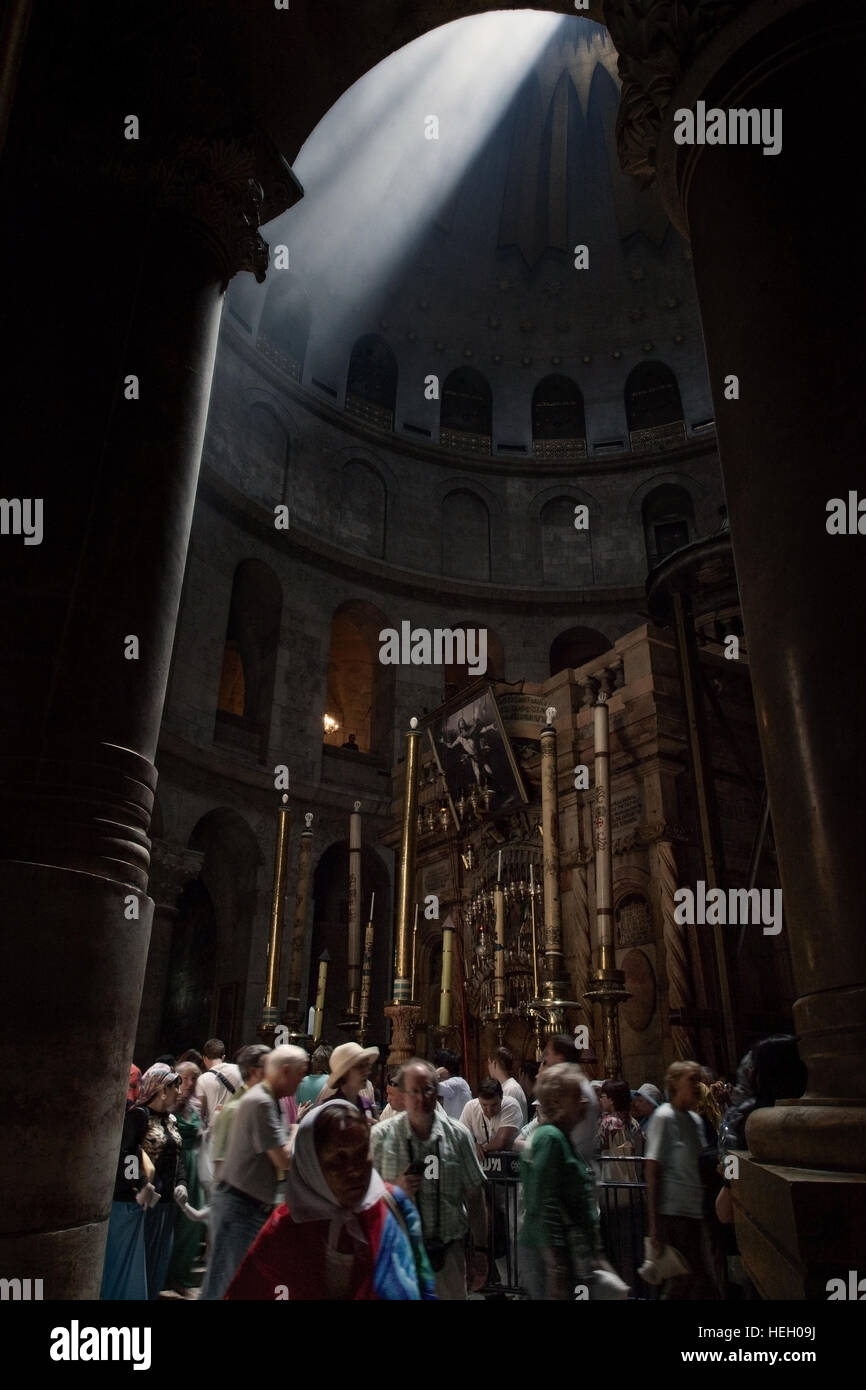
229,11,712,453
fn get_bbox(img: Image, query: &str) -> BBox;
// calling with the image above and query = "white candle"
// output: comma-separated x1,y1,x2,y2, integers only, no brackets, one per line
497,849,502,883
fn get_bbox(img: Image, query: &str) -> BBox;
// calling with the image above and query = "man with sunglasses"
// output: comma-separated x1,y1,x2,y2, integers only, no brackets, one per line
371,1058,488,1300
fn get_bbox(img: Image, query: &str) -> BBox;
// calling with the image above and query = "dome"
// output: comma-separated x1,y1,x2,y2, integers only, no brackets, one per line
228,11,713,458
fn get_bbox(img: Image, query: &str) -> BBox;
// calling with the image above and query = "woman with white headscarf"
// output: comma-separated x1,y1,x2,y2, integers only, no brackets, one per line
225,1100,436,1300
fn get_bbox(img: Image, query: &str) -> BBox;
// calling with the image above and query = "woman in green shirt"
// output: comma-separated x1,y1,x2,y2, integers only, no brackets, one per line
519,1063,599,1299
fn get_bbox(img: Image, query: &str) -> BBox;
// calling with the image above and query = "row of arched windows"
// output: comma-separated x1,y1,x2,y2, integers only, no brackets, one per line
213,570,616,763
256,292,688,453
343,336,684,450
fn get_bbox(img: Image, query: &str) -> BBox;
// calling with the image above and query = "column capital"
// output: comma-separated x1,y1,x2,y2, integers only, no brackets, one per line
603,0,751,182
95,127,303,287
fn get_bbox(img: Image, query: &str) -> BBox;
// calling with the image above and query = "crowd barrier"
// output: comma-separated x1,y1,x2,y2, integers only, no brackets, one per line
477,1151,657,1299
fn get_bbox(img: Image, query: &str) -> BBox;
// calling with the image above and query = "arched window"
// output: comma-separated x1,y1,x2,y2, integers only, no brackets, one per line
440,368,492,455
258,274,311,381
642,484,695,568
549,626,611,676
345,335,397,431
337,460,386,558
324,601,394,760
540,496,593,586
215,560,282,762
625,362,685,450
442,489,491,581
532,376,586,459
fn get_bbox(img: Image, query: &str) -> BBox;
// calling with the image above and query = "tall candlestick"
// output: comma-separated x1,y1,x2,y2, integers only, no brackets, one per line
358,895,376,1043
286,811,314,1028
529,862,539,998
346,800,362,1020
440,918,454,1027
497,848,502,883
313,950,329,1043
594,699,613,966
540,707,567,1012
393,718,421,1004
410,902,418,1001
494,882,506,1016
261,792,291,1036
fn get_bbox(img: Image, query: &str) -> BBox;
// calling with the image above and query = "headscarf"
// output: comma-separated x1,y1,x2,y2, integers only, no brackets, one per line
127,1064,141,1106
138,1063,179,1107
285,1099,385,1243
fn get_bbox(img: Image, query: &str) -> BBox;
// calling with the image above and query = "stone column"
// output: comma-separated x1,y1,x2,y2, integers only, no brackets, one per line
539,707,569,1020
606,0,866,1293
0,19,300,1292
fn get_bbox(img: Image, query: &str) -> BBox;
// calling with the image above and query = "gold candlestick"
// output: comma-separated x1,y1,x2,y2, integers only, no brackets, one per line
261,792,290,1039
494,882,506,1017
313,950,330,1043
346,800,362,1021
440,916,454,1028
358,894,375,1044
410,902,418,1002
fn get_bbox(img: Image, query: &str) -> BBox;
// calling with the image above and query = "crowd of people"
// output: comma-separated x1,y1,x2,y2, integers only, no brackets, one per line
103,1031,806,1301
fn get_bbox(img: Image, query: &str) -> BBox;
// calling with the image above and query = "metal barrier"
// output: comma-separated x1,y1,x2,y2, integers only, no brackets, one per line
476,1151,657,1299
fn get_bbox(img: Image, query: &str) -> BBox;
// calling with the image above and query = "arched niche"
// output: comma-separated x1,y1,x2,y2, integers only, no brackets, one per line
324,599,394,760
156,807,262,1058
345,334,397,431
440,367,492,455
215,559,283,763
337,459,387,559
257,273,311,381
642,483,695,568
540,495,593,587
532,375,586,460
442,489,491,581
308,843,392,1047
549,625,611,676
625,361,685,450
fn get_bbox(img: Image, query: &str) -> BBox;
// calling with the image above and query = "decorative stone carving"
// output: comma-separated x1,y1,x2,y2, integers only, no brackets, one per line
148,840,204,909
603,0,750,180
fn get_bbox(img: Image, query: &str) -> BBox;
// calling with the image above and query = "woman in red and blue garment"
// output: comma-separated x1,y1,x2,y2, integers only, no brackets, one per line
226,1100,436,1300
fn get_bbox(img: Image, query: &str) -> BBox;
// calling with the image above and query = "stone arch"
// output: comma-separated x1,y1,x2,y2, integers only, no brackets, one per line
337,458,387,558
156,807,262,1058
442,488,491,581
549,625,611,676
308,842,392,1046
324,599,394,760
346,333,398,431
642,482,696,568
540,493,594,587
214,559,283,763
625,361,685,448
532,374,586,455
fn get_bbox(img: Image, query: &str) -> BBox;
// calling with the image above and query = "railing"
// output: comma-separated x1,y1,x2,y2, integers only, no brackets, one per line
476,1150,657,1299
257,337,302,381
628,419,687,452
344,392,394,432
532,436,588,460
439,426,492,455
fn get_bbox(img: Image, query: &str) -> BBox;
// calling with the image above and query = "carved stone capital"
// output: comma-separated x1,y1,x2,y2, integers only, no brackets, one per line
603,0,749,180
102,129,301,288
148,839,204,908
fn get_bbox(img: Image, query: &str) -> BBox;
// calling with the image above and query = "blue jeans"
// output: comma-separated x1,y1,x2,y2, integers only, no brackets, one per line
199,1186,270,1301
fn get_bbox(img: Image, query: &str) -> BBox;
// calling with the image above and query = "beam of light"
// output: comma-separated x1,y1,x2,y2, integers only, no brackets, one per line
261,11,575,364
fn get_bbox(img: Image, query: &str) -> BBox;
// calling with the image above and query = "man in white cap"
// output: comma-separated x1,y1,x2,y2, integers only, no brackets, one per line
632,1082,662,1135
314,1041,380,1122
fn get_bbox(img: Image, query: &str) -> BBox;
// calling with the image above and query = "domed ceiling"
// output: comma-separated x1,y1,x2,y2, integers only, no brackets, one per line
230,11,712,443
